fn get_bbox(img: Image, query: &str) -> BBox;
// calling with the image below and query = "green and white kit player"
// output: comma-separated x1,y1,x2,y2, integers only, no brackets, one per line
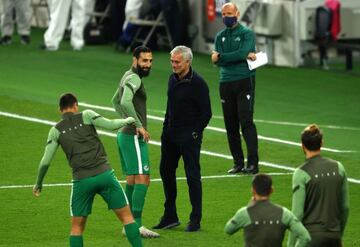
112,46,159,238
288,124,349,247
225,174,311,247
33,93,143,247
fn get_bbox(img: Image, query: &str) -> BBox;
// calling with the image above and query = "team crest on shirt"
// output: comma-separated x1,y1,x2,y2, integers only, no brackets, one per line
222,37,226,42
144,165,149,171
235,37,241,42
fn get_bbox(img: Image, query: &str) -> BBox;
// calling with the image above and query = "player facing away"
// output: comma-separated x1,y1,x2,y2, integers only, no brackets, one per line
225,173,311,247
33,93,143,247
288,124,349,247
112,46,159,238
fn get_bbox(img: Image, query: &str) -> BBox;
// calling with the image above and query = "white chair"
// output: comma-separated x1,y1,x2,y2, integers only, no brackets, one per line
31,0,49,27
86,1,110,23
126,11,173,52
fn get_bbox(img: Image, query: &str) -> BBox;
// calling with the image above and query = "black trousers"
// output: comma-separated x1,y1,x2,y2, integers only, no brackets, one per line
109,0,126,42
219,77,259,167
159,129,202,223
309,234,341,247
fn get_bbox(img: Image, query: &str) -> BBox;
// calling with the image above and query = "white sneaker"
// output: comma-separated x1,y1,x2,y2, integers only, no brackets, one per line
139,226,160,238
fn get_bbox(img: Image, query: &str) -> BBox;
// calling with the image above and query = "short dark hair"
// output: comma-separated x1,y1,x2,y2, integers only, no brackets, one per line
301,124,323,151
252,174,272,196
59,93,78,111
133,46,152,59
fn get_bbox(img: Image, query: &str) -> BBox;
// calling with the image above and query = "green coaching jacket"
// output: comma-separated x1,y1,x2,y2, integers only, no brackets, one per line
214,23,256,83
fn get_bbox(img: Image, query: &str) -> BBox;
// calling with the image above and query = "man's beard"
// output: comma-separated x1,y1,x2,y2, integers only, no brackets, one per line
137,66,151,78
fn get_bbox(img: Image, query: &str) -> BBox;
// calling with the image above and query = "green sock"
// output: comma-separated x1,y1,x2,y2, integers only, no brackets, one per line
69,235,83,247
132,184,148,227
125,184,134,207
125,222,143,247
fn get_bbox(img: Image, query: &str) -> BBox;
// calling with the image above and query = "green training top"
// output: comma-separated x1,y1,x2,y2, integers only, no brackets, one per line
225,200,310,247
112,68,147,135
214,23,256,83
35,110,131,190
288,155,349,246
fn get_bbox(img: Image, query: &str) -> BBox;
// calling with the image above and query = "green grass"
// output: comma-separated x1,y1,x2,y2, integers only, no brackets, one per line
0,28,360,246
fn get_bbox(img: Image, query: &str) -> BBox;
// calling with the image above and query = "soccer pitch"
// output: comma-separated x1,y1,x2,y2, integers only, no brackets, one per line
0,30,360,246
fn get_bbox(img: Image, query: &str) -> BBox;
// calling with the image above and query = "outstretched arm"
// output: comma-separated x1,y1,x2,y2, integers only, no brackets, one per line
83,109,135,130
33,127,59,197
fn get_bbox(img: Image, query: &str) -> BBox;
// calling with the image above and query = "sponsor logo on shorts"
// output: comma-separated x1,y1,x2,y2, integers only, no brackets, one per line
144,165,149,171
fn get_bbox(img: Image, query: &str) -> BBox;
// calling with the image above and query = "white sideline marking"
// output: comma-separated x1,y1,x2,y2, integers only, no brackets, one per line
254,119,360,131
0,172,293,189
0,111,359,184
146,109,360,131
78,102,357,153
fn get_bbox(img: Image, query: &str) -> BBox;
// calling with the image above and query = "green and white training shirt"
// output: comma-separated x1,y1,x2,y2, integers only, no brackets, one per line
35,110,131,190
225,200,310,247
112,68,147,135
288,155,350,246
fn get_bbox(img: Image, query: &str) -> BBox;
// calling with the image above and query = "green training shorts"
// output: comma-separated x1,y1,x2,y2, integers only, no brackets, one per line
116,132,150,175
70,169,128,216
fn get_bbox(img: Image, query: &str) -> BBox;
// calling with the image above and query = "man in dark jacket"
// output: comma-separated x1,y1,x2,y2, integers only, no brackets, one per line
153,45,212,232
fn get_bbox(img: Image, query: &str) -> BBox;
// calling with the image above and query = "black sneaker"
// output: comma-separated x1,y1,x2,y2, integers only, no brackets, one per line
185,221,200,232
1,36,12,45
152,217,180,229
20,35,30,45
242,165,259,174
227,165,244,174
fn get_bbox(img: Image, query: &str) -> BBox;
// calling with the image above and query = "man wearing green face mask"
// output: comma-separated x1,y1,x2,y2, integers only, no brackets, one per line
211,2,259,175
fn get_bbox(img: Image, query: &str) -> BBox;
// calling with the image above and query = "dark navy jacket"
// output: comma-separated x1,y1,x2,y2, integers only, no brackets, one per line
163,67,212,136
